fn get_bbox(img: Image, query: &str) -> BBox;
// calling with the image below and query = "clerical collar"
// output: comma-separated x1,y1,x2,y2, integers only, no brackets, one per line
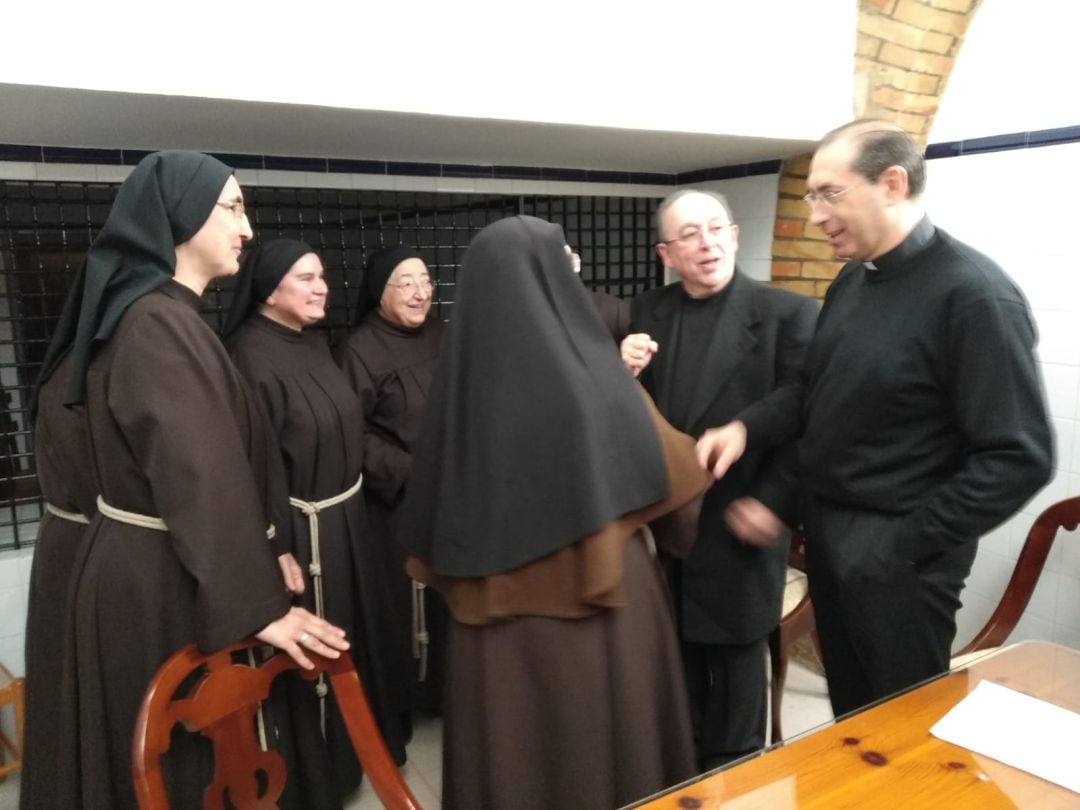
865,215,935,280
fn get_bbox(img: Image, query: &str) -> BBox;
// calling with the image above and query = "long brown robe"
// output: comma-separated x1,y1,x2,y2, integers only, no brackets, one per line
338,312,447,711
20,358,97,810
55,282,291,809
228,314,409,788
410,389,708,810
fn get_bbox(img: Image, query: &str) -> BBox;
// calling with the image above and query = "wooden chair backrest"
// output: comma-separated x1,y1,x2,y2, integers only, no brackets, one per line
956,496,1080,655
132,641,421,810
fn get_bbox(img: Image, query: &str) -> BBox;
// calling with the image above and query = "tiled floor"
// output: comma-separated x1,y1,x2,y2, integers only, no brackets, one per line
347,714,444,809
0,663,832,810
0,774,15,810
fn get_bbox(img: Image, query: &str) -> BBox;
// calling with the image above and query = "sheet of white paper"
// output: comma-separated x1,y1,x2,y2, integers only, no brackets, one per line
930,679,1080,795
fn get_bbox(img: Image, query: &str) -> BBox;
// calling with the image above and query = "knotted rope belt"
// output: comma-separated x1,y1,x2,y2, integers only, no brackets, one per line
96,495,277,749
412,580,430,682
288,473,363,733
96,496,168,531
45,502,90,524
96,496,276,539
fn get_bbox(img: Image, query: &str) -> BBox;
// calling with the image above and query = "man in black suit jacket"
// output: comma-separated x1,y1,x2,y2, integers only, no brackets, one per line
621,189,817,770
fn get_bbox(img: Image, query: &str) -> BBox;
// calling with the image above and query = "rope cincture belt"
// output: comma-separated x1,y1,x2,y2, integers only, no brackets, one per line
289,473,363,734
45,502,90,525
96,495,277,749
412,580,430,683
96,496,276,540
96,495,168,530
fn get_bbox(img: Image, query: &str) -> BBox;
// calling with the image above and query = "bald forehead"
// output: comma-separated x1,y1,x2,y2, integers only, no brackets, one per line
811,135,858,171
661,193,730,238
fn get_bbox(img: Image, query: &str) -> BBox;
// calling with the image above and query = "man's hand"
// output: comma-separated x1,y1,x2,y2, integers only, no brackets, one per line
725,497,784,547
620,332,659,377
696,420,747,479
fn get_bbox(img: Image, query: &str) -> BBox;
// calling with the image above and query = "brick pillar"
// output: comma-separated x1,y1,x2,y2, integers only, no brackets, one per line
770,0,982,299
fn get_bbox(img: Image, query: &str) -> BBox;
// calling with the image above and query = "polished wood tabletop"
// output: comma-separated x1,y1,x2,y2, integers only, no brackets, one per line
629,641,1079,809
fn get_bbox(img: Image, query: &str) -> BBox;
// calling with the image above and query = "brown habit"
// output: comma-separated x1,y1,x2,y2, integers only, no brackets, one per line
228,314,410,782
54,283,291,809
411,391,708,810
338,311,448,710
20,358,97,810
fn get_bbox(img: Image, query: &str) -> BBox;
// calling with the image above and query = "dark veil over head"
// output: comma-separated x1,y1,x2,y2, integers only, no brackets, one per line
398,215,669,577
35,150,233,411
221,238,317,338
353,244,424,325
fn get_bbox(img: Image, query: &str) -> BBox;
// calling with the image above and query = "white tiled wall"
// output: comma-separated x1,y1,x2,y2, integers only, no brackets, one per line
924,141,1080,651
0,546,33,678
696,175,781,283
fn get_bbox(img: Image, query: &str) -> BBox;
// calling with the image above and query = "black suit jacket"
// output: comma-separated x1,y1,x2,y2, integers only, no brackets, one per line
631,269,817,644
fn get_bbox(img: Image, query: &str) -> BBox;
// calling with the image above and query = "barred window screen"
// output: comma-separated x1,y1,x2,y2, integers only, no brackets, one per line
0,179,661,550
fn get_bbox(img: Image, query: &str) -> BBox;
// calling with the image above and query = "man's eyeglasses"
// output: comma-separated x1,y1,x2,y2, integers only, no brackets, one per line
803,182,865,208
661,222,732,246
387,277,433,295
215,200,247,220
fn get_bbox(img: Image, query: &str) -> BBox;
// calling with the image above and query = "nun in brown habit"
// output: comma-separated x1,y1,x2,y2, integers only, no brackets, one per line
337,245,449,720
222,239,410,801
38,151,348,810
399,215,709,810
20,355,96,810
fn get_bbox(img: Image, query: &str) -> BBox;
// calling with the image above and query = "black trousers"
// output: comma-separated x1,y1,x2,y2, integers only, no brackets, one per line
681,636,768,772
802,496,977,718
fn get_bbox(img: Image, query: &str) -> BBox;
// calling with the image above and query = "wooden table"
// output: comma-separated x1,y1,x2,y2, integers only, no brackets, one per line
629,641,1079,809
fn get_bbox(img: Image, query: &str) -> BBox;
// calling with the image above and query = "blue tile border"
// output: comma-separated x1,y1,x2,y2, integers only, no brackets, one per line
1027,124,1080,147
0,140,761,186
263,155,328,172
924,141,961,159
210,152,264,170
925,124,1080,160
960,132,1028,154
4,124,1078,184
387,160,441,177
0,144,43,162
327,158,387,174
493,164,544,180
442,163,494,178
42,146,122,165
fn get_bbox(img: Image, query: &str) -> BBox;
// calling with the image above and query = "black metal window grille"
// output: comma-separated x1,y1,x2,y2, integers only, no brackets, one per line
0,179,661,550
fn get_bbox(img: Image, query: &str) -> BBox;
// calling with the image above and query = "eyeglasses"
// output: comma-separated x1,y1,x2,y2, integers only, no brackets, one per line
215,199,247,220
387,277,433,295
661,222,733,246
802,181,865,208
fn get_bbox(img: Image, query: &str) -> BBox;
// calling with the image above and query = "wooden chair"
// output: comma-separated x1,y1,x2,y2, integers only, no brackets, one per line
0,662,24,780
767,527,816,744
950,495,1080,669
767,497,1080,739
132,640,421,810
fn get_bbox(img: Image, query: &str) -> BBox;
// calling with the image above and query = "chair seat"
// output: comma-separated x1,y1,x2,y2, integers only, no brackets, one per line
781,567,809,617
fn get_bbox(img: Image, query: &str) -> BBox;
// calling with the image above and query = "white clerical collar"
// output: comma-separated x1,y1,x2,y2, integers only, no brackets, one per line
863,261,878,271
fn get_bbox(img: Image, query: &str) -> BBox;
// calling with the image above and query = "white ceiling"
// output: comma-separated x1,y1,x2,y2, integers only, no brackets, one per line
0,3,857,176
0,83,818,174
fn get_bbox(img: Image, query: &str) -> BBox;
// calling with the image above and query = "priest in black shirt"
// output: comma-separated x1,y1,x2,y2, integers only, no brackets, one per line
698,120,1053,718
621,189,817,769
